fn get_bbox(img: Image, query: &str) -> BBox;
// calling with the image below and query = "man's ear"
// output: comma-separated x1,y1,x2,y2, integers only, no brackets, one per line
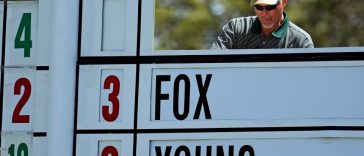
281,0,288,7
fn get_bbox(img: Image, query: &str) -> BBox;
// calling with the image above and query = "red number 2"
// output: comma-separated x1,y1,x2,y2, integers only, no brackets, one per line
12,78,31,123
101,146,119,156
102,75,120,122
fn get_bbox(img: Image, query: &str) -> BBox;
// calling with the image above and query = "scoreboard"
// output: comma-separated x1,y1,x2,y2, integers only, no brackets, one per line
1,0,364,156
1,1,48,156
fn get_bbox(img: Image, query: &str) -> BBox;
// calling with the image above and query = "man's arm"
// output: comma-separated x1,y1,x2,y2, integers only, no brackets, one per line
303,36,314,48
211,21,236,49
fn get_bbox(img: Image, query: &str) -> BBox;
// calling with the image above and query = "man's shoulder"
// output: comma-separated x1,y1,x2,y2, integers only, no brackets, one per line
287,21,314,48
288,21,312,39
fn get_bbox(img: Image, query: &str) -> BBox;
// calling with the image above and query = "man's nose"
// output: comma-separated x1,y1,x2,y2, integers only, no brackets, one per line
261,10,269,16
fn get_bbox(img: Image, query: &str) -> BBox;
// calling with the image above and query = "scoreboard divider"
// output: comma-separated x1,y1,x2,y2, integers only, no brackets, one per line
77,52,364,65
74,126,364,135
0,0,8,149
32,132,46,137
35,66,49,71
72,0,85,155
71,63,80,156
134,126,364,133
133,0,143,156
72,0,83,155
71,61,80,156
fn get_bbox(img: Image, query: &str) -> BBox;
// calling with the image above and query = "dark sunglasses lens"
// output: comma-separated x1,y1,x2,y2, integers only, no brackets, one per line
265,5,277,11
254,5,264,11
254,4,277,11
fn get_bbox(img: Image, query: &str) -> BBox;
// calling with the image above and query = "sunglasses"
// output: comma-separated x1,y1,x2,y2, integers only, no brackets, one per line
254,1,280,11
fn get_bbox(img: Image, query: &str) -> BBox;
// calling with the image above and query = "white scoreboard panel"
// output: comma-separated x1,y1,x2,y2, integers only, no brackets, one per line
2,0,362,156
77,65,136,130
74,0,364,156
4,2,38,65
1,0,49,156
80,0,138,56
75,0,139,155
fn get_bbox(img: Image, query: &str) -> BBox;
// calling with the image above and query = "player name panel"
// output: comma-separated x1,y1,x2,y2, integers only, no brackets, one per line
138,61,364,129
137,132,364,156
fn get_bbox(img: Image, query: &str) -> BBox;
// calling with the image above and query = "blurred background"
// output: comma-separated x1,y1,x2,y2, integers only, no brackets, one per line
154,0,364,50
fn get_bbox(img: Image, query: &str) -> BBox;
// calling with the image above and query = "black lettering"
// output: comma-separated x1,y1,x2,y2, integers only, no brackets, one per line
175,145,190,156
193,74,212,119
216,146,224,156
206,146,212,156
155,75,171,120
155,146,172,156
196,146,201,156
173,74,190,120
229,145,234,156
239,145,254,156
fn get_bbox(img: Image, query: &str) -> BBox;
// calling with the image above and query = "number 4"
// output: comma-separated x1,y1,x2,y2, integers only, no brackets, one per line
14,13,32,58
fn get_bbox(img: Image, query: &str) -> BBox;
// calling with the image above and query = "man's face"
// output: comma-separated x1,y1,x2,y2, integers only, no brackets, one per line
254,0,286,33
